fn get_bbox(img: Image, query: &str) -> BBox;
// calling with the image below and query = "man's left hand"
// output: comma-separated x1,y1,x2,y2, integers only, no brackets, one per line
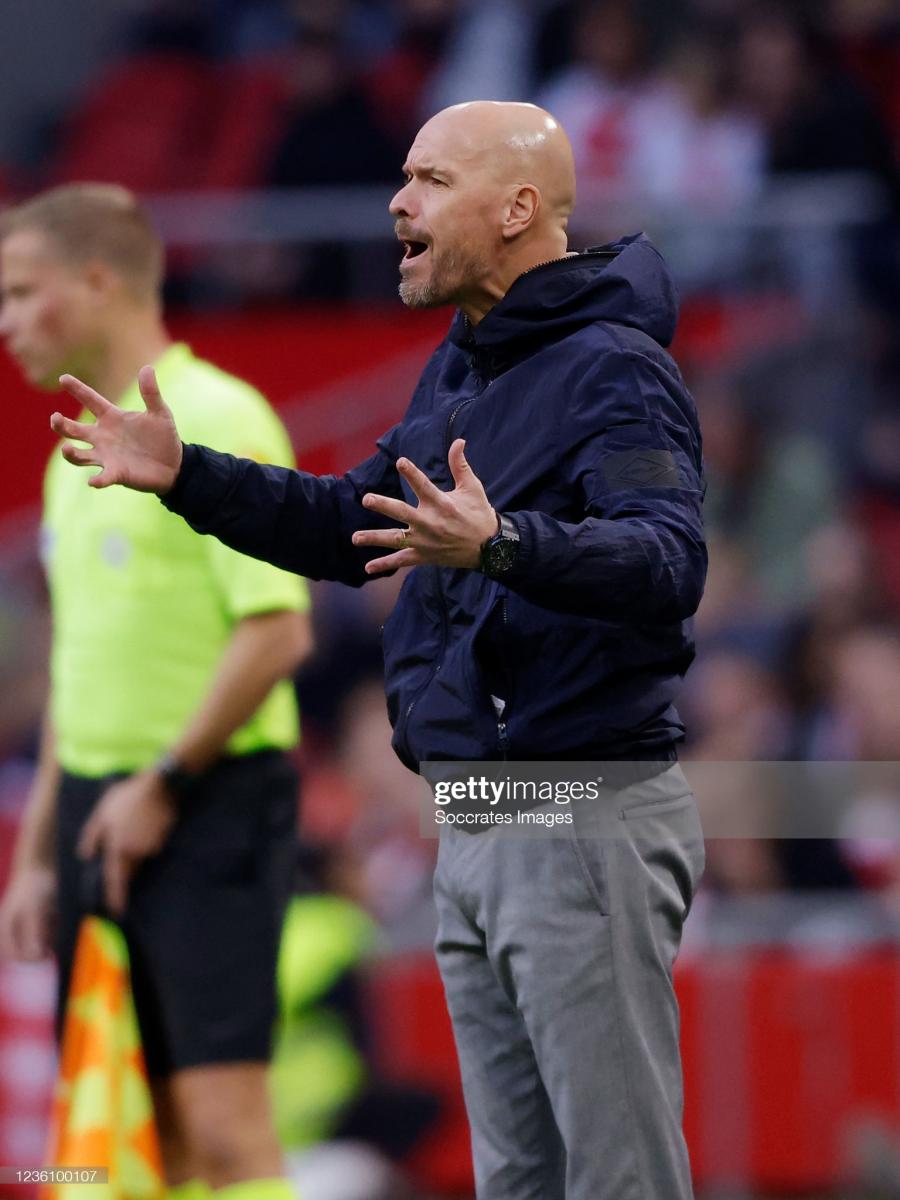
353,438,498,574
77,771,178,916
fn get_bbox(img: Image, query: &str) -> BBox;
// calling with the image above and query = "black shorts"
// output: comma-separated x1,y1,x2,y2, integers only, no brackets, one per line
55,751,299,1078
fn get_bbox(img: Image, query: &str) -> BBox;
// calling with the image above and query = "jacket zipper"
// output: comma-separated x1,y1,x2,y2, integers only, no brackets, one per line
446,371,505,757
446,348,496,453
496,594,510,758
518,253,573,278
404,660,440,723
497,717,509,759
446,396,476,454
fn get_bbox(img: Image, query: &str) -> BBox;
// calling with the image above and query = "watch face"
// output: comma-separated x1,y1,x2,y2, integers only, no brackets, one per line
486,537,518,575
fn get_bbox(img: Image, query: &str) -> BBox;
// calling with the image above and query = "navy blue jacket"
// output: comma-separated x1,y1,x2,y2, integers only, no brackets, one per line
163,234,706,769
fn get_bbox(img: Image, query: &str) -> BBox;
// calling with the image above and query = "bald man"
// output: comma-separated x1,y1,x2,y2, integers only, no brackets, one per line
50,103,708,1200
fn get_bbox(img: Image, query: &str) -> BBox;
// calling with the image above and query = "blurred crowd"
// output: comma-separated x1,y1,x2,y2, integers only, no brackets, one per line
0,2,899,940
0,5,899,1191
0,1,898,221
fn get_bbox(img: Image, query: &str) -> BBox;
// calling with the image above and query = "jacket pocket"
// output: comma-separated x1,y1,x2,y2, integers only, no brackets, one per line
569,833,611,916
619,788,705,919
620,791,695,820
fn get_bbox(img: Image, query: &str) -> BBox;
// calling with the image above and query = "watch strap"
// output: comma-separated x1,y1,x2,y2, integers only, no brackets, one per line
155,751,200,801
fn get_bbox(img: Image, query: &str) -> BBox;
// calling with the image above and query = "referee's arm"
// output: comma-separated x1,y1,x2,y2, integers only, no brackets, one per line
0,712,59,961
167,607,312,775
76,608,312,915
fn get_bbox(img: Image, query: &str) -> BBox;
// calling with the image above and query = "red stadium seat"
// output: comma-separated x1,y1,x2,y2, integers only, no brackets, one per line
50,54,218,192
49,53,296,196
200,59,291,190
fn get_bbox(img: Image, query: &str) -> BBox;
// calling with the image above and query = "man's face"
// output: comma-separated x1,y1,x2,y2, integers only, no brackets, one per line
389,119,499,310
0,229,99,389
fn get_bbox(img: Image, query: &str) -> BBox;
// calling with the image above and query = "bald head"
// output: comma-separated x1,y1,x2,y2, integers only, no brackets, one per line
390,102,576,322
419,102,576,227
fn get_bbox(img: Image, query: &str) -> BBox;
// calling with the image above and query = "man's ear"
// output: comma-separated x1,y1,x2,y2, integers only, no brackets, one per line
81,259,119,306
501,184,541,240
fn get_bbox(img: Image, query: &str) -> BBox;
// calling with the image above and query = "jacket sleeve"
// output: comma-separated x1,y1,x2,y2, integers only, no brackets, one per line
499,351,707,622
160,422,405,587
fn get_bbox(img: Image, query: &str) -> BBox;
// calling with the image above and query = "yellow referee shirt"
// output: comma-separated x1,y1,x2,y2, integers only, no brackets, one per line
42,343,309,777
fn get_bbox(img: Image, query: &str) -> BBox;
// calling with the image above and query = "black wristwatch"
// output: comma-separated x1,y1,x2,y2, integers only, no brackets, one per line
480,513,520,577
154,752,200,802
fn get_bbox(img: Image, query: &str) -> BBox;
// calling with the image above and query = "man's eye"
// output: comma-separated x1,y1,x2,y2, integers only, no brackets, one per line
430,177,447,187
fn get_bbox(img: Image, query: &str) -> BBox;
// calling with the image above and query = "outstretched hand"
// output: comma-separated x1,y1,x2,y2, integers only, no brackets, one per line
353,438,498,573
50,365,183,494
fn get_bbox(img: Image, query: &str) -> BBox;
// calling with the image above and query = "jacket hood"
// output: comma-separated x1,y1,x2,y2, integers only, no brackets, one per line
449,232,679,355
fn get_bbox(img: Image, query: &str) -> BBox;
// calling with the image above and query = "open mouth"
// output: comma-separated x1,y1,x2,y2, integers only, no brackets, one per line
400,239,430,262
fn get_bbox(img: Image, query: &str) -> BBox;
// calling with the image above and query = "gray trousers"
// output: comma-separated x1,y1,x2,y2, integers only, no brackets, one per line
433,762,705,1200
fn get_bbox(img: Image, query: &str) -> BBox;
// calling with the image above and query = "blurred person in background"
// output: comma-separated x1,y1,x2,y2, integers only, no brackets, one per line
268,19,400,188
682,642,861,896
272,841,441,1200
49,101,707,1200
334,679,437,930
537,0,674,203
776,622,900,896
734,3,900,312
734,4,897,182
825,0,900,164
695,370,839,608
262,15,401,299
124,0,214,56
638,31,763,208
420,0,535,120
364,0,464,140
683,646,788,762
0,184,312,1200
537,7,764,213
779,520,889,759
825,626,900,761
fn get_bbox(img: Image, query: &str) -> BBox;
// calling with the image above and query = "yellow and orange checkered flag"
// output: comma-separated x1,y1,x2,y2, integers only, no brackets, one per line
41,916,165,1200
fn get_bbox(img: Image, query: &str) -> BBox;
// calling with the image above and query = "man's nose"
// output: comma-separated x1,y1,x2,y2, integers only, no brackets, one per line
389,182,413,218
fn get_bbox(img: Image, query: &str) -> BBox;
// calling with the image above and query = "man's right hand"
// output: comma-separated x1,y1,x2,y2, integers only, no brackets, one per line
50,365,183,494
0,865,57,962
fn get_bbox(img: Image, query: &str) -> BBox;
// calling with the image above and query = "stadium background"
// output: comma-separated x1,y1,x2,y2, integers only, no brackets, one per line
1,0,900,1196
